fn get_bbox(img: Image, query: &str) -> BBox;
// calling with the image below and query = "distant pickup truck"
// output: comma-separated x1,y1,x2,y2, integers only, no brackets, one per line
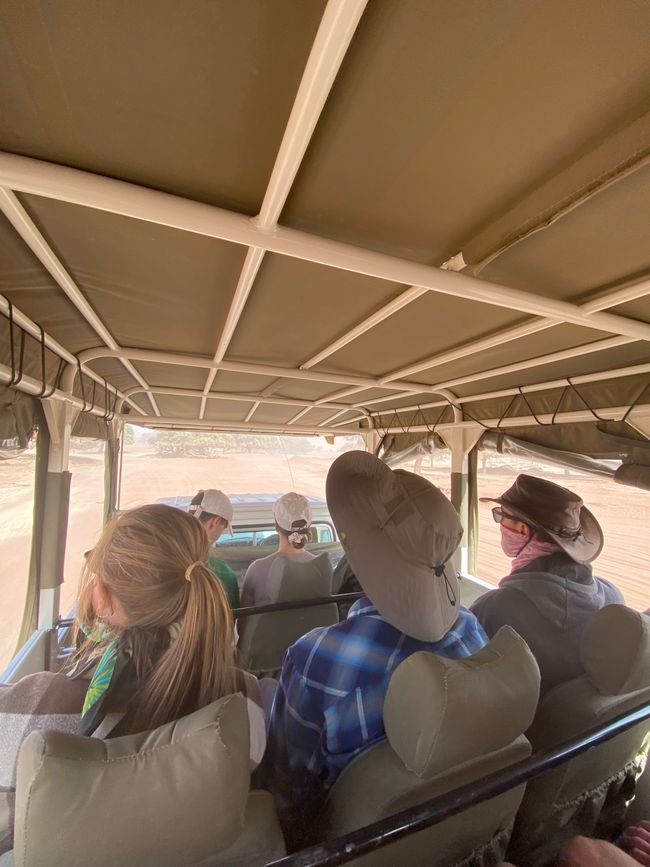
155,493,343,578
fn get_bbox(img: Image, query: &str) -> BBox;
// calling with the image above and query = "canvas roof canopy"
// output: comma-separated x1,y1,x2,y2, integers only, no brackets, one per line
0,0,649,470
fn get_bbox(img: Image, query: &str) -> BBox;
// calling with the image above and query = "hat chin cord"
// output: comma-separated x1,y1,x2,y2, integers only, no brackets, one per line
433,561,458,607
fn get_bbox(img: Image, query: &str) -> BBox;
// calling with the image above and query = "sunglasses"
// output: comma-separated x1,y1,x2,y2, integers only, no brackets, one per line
491,506,522,525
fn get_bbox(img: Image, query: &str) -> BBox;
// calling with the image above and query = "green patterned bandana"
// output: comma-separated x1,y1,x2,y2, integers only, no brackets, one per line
80,620,182,718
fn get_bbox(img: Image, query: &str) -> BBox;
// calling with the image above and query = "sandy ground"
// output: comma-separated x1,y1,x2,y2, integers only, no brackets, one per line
1,446,649,669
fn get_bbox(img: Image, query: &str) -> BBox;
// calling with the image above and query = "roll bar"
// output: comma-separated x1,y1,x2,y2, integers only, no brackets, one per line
268,700,650,866
54,591,365,630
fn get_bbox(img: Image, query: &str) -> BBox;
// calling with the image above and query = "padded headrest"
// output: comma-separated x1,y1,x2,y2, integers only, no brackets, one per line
269,552,332,602
581,604,650,696
384,627,540,778
14,694,251,867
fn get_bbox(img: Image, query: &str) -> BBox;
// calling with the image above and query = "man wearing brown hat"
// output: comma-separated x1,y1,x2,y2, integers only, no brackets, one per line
471,474,623,694
262,451,487,846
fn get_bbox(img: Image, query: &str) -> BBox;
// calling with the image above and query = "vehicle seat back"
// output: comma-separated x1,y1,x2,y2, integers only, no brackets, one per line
316,627,540,866
10,693,285,867
508,604,650,867
237,553,338,673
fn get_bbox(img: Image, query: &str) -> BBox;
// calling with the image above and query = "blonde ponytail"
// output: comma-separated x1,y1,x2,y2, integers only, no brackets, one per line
75,504,239,732
139,562,236,729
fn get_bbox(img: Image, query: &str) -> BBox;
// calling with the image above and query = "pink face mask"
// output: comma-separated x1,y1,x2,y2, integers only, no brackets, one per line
500,524,530,558
500,524,563,575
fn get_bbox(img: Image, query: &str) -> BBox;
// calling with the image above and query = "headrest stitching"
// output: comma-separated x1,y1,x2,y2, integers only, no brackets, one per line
421,667,448,774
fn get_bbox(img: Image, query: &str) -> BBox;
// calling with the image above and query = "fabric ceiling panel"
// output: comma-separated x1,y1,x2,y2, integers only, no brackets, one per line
88,358,141,391
19,194,247,355
352,390,441,410
133,363,207,392
122,396,149,417
226,254,406,367
272,380,347,403
0,212,98,354
152,394,202,420
317,292,523,379
451,343,650,400
336,387,415,407
0,0,326,214
249,404,347,427
296,407,351,427
409,323,623,388
202,399,256,424
477,167,650,301
248,404,305,426
608,295,650,325
210,370,278,395
283,0,650,263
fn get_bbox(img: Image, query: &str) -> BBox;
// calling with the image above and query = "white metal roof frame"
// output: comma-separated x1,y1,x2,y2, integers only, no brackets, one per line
0,0,649,438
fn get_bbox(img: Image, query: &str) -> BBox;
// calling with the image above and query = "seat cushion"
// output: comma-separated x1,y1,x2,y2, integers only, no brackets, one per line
581,605,650,695
203,791,286,867
384,626,540,778
13,694,251,867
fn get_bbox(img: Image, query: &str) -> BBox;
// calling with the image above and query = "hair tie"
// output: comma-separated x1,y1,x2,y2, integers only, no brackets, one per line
185,561,204,582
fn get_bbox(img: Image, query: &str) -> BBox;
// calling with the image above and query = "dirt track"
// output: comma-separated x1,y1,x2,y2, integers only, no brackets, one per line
1,446,649,669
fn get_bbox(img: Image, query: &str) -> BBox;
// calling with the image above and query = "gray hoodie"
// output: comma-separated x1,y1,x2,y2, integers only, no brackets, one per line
471,552,623,694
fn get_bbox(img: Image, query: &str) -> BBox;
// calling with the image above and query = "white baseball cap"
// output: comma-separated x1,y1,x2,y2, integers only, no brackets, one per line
189,489,233,535
273,492,312,533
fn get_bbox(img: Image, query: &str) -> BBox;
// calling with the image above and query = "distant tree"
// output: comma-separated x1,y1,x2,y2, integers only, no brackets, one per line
123,425,136,445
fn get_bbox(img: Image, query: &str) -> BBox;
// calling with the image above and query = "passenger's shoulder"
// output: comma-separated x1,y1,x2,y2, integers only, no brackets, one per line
595,575,625,602
288,620,346,668
244,554,271,575
470,586,502,614
209,554,235,574
470,585,528,626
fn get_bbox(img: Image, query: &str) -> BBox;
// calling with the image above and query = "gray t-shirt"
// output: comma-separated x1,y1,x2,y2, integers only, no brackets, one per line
241,550,316,607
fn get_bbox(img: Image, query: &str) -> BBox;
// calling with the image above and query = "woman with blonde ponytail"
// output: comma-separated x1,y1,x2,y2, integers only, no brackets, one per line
73,504,265,762
0,504,264,854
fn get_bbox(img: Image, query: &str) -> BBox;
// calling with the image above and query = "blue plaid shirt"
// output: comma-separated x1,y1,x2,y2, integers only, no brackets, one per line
263,597,487,835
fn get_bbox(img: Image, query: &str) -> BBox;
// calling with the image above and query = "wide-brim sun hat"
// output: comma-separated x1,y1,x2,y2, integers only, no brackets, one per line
480,473,603,563
326,450,463,642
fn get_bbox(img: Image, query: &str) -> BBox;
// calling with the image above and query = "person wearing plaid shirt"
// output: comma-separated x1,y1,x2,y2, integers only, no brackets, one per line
263,594,486,843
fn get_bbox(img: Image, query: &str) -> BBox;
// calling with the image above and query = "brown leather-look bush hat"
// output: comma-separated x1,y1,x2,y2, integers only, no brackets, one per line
480,474,603,563
326,451,462,642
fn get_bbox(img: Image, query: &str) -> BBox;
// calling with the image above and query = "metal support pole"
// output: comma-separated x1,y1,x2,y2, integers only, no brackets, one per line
37,399,79,629
439,426,484,575
104,417,123,525
363,430,381,455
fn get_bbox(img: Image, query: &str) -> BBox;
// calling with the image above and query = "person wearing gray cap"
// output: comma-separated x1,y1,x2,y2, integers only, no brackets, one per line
262,451,487,847
240,492,316,608
189,489,239,608
471,474,623,694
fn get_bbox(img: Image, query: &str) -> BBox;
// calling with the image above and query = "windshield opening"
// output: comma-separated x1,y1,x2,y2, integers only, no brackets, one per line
120,428,364,509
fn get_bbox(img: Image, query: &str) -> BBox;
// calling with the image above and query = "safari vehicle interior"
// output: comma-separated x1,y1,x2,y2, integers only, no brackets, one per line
1,1,650,865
